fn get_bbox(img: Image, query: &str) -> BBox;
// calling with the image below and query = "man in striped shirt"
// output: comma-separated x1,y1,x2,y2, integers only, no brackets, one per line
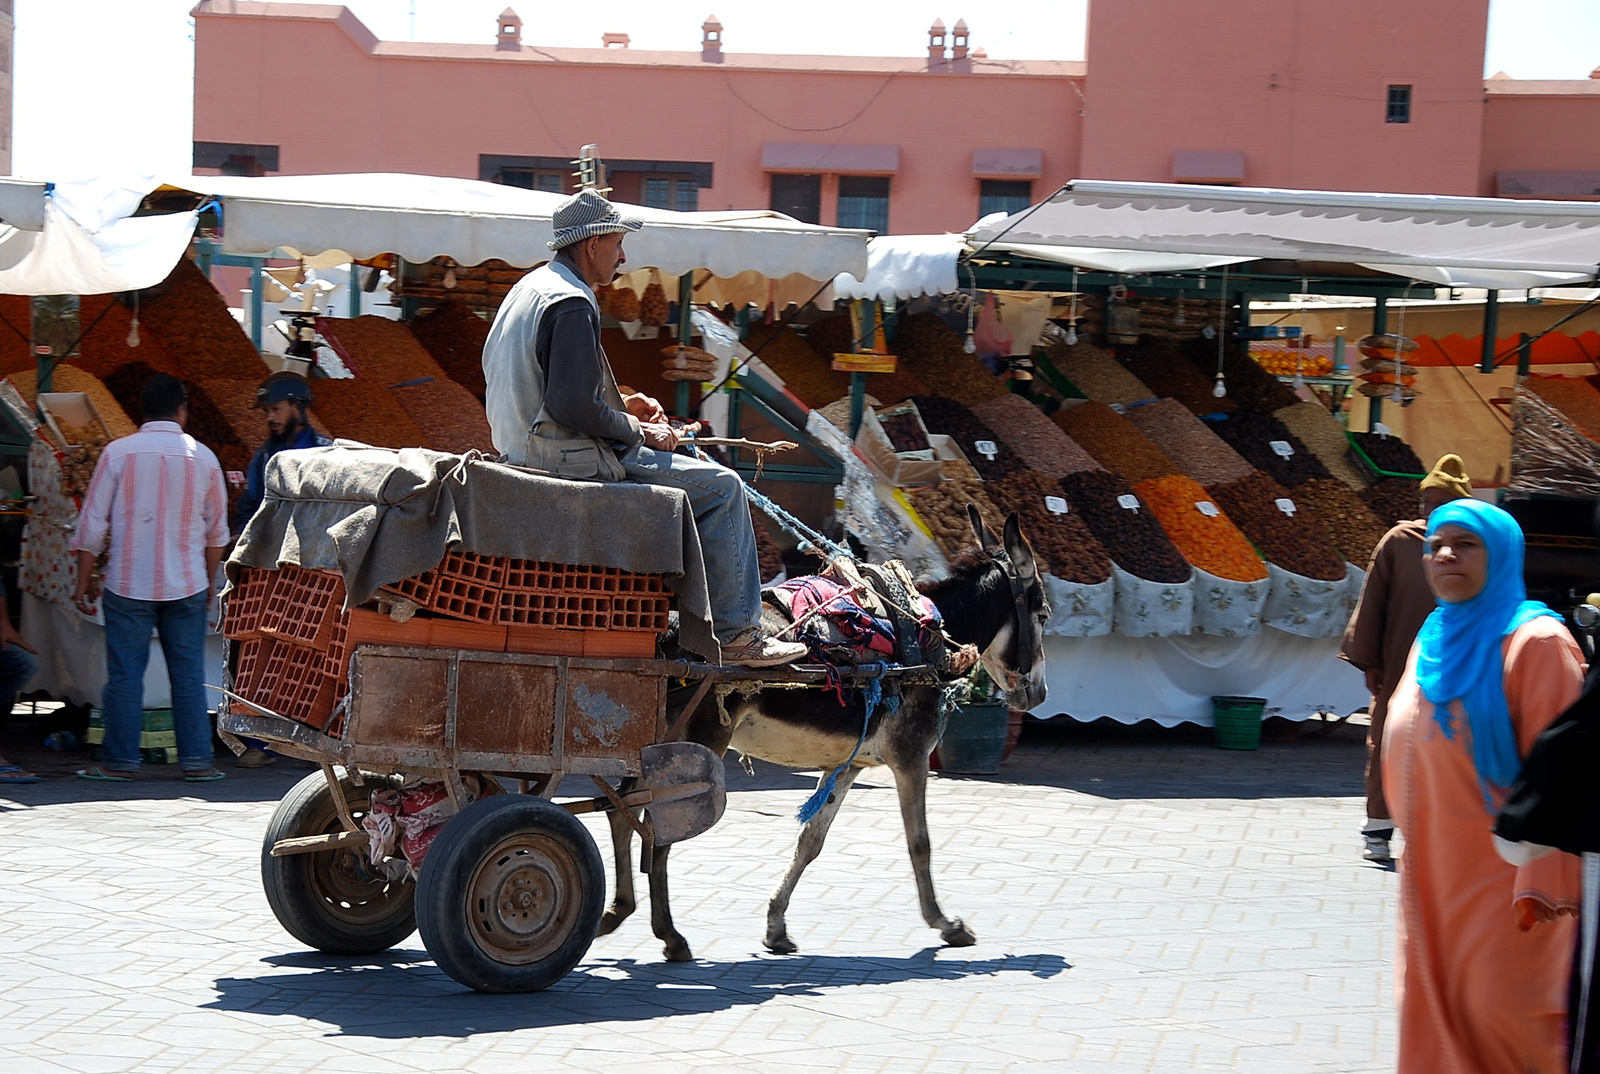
70,374,231,782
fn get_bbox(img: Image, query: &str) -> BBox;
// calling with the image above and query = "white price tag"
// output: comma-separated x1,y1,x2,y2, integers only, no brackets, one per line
1195,501,1220,517
1044,495,1069,515
1275,497,1297,516
1108,402,1127,415
1117,494,1141,513
1269,440,1295,458
974,439,998,461
1373,422,1393,438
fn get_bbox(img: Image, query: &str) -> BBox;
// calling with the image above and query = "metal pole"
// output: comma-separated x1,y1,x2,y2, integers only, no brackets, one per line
1480,290,1500,374
675,272,694,417
1517,331,1532,377
849,372,867,439
349,265,361,318
1372,296,1388,336
251,261,265,353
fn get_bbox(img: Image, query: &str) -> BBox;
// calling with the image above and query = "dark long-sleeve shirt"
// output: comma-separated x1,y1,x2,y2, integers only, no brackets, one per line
536,294,641,449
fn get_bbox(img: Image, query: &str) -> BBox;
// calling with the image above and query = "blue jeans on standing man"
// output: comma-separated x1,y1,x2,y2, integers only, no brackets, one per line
101,588,213,771
620,445,761,642
0,641,37,706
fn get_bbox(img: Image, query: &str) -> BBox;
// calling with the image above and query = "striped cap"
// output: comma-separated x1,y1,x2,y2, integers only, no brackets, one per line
548,188,644,250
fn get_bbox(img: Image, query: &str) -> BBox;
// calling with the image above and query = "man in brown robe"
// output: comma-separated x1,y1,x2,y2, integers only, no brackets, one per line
1340,453,1472,863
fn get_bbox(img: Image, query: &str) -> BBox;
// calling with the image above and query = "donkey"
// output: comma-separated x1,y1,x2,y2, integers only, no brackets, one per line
599,507,1049,961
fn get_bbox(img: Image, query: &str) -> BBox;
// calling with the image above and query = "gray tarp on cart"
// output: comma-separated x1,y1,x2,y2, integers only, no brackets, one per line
227,443,719,661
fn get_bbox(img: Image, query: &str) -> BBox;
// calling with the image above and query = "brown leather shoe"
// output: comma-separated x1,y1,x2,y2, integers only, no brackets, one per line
721,628,807,668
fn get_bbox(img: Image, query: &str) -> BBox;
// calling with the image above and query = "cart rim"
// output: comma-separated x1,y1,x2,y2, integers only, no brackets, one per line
464,831,587,965
306,804,408,926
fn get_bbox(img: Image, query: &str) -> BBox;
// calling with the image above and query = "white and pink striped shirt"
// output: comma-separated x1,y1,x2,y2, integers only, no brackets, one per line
70,421,229,602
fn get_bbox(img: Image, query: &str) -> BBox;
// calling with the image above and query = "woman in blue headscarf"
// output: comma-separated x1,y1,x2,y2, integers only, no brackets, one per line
1384,498,1584,1074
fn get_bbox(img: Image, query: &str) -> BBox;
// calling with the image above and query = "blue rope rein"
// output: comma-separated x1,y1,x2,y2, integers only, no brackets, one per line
797,677,884,824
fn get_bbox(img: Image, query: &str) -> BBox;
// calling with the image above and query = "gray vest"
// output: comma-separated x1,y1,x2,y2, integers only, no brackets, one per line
482,258,628,481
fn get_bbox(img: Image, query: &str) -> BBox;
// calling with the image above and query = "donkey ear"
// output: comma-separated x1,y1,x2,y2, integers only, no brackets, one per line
1004,512,1038,580
967,503,1001,552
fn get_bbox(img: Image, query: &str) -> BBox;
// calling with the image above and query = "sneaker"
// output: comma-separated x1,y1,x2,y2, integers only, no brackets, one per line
721,628,808,668
235,748,277,769
1363,833,1393,863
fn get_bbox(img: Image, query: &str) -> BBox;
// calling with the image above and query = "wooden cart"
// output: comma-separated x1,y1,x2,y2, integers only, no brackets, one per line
220,642,932,993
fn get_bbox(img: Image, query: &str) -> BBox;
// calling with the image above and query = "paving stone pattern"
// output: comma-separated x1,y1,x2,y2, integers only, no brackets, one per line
0,729,1395,1073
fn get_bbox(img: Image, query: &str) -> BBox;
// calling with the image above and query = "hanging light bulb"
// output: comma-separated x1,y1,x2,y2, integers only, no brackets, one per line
1065,324,1078,346
1202,324,1216,340
126,317,140,348
1173,288,1185,326
1212,374,1228,398
442,264,458,289
963,332,977,354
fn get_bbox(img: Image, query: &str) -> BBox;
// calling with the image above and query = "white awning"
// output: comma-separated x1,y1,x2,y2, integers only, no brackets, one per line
0,178,50,232
968,180,1600,288
834,233,965,301
0,202,198,296
169,173,871,282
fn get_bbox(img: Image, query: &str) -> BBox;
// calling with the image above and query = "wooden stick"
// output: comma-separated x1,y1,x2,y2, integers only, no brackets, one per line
689,436,799,453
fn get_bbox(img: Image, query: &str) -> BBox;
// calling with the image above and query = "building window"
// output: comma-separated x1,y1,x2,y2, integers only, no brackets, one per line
1386,85,1412,124
771,173,822,224
837,176,890,233
643,176,700,212
979,179,1033,218
498,168,567,193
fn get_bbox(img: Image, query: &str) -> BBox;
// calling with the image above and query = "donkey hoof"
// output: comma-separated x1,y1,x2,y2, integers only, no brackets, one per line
763,933,799,955
941,920,977,947
598,909,629,937
663,940,694,963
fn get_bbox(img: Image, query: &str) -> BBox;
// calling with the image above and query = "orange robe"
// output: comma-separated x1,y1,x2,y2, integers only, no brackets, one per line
1385,617,1585,1074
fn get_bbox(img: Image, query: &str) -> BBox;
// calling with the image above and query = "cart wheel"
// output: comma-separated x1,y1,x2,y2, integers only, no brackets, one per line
261,770,416,955
415,794,605,993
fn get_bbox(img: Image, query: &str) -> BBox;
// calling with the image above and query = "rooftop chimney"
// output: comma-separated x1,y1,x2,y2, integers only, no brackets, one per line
951,18,969,71
702,15,723,63
602,32,630,48
927,19,947,70
1591,63,1600,79
497,8,522,51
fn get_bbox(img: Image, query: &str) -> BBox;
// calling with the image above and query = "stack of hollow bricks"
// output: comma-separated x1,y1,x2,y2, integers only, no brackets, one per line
221,552,670,731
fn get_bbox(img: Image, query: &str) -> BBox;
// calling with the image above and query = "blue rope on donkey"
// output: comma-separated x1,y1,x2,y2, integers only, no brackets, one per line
796,678,900,823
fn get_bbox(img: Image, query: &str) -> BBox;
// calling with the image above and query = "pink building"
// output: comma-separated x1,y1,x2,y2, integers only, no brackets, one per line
191,1,1600,235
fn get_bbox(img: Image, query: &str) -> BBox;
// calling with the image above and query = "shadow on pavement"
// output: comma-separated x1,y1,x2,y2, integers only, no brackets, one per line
205,946,1070,1035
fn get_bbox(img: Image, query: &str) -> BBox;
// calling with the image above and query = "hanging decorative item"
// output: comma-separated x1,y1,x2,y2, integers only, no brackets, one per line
126,291,140,349
639,271,669,327
1173,287,1185,326
1211,266,1230,397
1064,267,1081,346
1104,283,1140,345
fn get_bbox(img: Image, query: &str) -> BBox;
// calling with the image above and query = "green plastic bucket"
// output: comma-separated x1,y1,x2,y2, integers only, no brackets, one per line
1211,695,1267,751
936,703,1010,774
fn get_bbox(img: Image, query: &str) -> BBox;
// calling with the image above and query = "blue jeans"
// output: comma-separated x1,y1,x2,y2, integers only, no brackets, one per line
101,589,212,772
0,642,37,710
621,446,761,642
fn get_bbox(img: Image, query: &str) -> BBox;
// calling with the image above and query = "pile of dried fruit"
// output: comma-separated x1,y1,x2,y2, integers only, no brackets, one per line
1131,474,1266,582
1124,398,1254,486
1361,476,1423,527
139,258,269,380
181,380,251,461
1060,469,1190,583
1053,400,1179,484
802,315,857,362
743,324,849,408
0,295,30,375
390,380,496,455
910,395,1026,481
14,366,139,439
1206,409,1331,487
1293,478,1390,565
1179,335,1298,411
890,313,1007,404
971,393,1100,477
1272,402,1370,489
1349,431,1426,476
878,409,930,453
318,316,448,385
988,472,1112,584
1114,337,1237,416
1207,472,1347,581
409,301,490,401
1045,340,1154,404
74,296,184,381
310,378,428,448
1522,375,1600,441
910,476,1009,561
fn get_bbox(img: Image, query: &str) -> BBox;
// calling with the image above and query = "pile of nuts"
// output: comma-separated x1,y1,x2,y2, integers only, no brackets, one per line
890,313,1008,404
971,393,1100,477
1132,474,1266,582
911,395,1026,481
1206,409,1331,487
318,316,449,385
1207,472,1347,581
410,301,491,402
911,476,1009,561
1060,469,1190,583
390,379,496,455
1179,336,1299,411
1349,431,1426,476
140,258,273,380
988,472,1112,584
1115,337,1237,416
1361,476,1423,527
1124,398,1254,486
1293,478,1390,565
878,408,931,453
310,378,429,449
1272,402,1371,490
1045,340,1154,405
1053,400,1179,485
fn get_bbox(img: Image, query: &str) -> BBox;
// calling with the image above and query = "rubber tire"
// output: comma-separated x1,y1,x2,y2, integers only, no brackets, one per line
261,770,416,955
415,794,605,993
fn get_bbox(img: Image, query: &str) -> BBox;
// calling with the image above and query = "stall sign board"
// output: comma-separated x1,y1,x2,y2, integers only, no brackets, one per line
973,439,998,461
832,353,898,374
1195,501,1220,517
1270,440,1295,458
1275,498,1297,516
1117,494,1140,512
1044,495,1069,515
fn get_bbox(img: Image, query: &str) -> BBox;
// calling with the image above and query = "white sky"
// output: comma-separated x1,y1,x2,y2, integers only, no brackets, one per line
13,0,1597,179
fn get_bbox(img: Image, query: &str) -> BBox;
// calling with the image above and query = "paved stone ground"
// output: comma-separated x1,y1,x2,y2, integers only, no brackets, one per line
0,719,1395,1073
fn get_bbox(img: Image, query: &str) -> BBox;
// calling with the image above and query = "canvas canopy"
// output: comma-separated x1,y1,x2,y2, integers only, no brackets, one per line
169,172,870,283
969,180,1600,290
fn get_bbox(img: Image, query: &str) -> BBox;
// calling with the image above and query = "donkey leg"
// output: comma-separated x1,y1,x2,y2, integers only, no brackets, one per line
597,782,640,937
892,761,975,946
645,842,694,962
765,766,862,954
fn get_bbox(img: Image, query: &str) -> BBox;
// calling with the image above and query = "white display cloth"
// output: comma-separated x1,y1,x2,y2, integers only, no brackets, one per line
970,180,1600,288
1111,564,1194,638
1190,566,1269,638
1037,630,1368,725
1260,563,1363,639
1042,574,1114,637
169,173,870,283
834,234,965,301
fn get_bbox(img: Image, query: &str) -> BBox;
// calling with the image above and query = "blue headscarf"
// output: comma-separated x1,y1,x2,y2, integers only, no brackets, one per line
1414,499,1560,813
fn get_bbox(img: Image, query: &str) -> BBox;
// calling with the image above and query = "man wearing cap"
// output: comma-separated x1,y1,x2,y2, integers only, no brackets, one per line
230,371,332,537
1341,453,1473,863
482,189,806,668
